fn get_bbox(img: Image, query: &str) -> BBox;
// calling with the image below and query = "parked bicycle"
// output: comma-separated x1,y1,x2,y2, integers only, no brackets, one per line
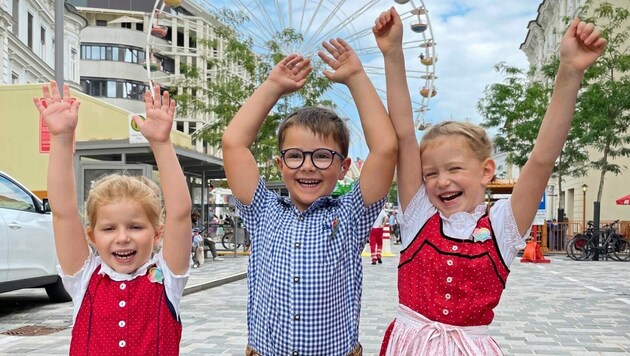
567,220,630,261
221,225,251,252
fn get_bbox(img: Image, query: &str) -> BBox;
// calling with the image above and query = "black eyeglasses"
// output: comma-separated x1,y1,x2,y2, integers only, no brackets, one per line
280,148,345,170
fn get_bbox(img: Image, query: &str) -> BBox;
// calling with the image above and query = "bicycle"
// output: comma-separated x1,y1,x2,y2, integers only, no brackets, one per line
567,221,595,261
221,226,251,252
567,220,630,261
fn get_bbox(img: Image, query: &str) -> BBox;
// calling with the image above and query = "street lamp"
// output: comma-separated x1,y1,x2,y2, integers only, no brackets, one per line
581,184,588,229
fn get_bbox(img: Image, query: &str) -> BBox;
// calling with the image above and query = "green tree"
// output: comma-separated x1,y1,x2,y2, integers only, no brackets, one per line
575,1,630,202
174,8,334,181
477,61,588,208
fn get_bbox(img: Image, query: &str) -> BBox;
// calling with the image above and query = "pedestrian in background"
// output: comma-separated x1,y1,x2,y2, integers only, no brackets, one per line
374,7,606,355
370,209,389,265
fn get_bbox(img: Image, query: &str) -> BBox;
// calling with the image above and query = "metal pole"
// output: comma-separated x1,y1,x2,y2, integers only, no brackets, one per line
593,201,600,261
582,190,586,230
54,0,64,92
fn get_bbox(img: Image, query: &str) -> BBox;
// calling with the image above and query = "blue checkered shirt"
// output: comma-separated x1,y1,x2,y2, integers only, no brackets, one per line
235,178,384,355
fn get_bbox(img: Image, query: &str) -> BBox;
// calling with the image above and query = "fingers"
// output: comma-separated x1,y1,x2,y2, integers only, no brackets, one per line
161,90,170,111
32,97,45,113
62,84,72,104
144,89,153,110
167,99,176,117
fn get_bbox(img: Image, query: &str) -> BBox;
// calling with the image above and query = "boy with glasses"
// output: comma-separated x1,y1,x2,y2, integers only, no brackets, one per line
222,38,397,355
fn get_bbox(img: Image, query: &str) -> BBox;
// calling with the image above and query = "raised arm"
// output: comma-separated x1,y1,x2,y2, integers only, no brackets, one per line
318,38,397,206
373,7,421,211
33,82,87,275
133,86,192,274
222,55,312,204
512,18,606,235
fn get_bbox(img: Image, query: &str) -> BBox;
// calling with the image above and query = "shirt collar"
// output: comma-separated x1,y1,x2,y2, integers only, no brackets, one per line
98,254,157,281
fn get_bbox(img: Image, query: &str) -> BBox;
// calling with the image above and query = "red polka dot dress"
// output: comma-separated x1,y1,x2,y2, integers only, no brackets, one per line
380,187,526,356
59,252,188,355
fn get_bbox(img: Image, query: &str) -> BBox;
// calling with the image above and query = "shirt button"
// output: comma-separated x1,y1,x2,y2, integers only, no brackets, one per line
119,340,126,348
445,293,451,300
294,242,301,248
293,352,299,356
446,277,453,283
294,314,300,320
119,283,126,290
452,245,458,251
293,276,299,283
447,260,453,266
118,320,126,327
299,216,304,221
119,300,126,307
443,309,449,315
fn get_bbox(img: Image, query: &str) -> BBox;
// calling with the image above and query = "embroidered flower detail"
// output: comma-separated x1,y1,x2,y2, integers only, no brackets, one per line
472,227,491,242
148,266,164,284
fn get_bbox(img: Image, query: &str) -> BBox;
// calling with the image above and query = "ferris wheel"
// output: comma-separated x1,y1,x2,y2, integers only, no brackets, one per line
144,0,437,154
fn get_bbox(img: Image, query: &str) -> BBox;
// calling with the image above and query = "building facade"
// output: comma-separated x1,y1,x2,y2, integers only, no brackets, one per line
0,0,86,87
520,0,630,224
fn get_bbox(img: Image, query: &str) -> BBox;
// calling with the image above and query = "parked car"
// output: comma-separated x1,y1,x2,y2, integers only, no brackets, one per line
0,170,70,302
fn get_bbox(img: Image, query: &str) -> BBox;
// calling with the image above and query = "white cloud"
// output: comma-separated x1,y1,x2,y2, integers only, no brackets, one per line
196,0,541,158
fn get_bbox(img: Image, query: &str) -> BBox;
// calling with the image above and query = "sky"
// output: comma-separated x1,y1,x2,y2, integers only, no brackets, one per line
192,0,541,160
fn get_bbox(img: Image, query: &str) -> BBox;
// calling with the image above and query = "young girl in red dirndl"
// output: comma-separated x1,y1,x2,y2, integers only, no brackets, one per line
34,83,192,355
372,7,606,355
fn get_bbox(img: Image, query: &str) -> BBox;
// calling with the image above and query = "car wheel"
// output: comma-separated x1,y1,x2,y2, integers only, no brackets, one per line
45,277,71,303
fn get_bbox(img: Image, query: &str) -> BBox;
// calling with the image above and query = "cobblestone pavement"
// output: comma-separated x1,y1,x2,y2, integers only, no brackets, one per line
1,244,630,355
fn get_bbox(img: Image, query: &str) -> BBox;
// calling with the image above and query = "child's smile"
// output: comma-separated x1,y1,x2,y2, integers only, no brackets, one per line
88,199,161,274
421,135,494,217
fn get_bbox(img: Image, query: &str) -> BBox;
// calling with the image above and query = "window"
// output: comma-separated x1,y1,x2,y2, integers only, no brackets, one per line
12,0,19,35
121,22,131,29
81,78,150,100
27,12,33,49
0,176,35,212
96,20,107,26
40,27,46,57
80,44,147,64
136,23,144,32
11,72,19,84
70,49,77,81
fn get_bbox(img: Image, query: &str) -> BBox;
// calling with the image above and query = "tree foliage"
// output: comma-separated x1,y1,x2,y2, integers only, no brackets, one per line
174,8,334,180
575,0,630,202
477,60,588,206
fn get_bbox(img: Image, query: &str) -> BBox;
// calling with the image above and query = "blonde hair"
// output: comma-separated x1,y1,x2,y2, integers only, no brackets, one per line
85,174,163,230
419,121,492,162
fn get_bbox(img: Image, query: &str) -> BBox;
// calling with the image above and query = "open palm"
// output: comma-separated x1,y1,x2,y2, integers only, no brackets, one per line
33,82,79,138
134,86,176,143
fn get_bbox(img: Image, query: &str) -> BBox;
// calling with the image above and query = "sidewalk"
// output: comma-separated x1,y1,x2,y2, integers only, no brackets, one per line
184,250,249,295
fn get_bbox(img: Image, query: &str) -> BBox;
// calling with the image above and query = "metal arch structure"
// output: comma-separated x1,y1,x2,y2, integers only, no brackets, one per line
393,0,437,130
144,0,437,157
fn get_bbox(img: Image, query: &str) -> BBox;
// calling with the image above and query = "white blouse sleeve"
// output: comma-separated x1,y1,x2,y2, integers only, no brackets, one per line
489,198,530,266
398,186,437,249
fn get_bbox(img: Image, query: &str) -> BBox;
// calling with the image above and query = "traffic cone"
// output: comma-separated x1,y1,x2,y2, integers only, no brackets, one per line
381,223,396,257
520,240,550,263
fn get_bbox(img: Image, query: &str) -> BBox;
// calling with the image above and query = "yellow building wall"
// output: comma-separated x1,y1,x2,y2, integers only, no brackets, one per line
0,83,192,197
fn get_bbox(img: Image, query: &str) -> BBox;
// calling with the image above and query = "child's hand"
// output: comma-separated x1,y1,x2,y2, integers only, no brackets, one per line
373,7,403,55
267,54,312,95
319,38,364,85
560,17,607,72
33,81,79,139
134,85,176,143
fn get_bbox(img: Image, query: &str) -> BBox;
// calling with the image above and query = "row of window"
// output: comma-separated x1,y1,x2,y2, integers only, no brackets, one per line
80,44,176,73
81,44,146,64
81,79,151,100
